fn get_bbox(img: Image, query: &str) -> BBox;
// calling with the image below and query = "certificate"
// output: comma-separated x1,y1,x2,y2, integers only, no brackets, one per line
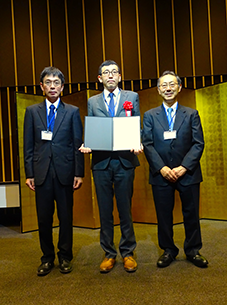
84,116,141,151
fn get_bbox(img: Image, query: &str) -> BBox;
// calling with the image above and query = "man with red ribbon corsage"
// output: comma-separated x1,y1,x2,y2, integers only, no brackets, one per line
80,60,143,273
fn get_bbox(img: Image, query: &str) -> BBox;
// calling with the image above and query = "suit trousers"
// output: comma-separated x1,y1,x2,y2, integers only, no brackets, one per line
152,182,202,257
35,161,73,263
93,158,136,258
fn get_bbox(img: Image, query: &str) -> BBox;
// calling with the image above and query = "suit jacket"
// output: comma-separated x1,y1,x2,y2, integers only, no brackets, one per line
87,90,140,170
24,100,84,186
142,104,204,186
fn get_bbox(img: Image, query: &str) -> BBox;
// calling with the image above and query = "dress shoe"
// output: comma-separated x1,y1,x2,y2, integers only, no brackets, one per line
59,259,73,274
100,257,116,273
37,262,54,276
186,253,208,268
123,256,137,272
157,252,175,268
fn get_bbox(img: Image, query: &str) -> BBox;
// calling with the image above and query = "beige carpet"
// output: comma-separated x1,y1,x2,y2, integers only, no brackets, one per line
0,220,226,305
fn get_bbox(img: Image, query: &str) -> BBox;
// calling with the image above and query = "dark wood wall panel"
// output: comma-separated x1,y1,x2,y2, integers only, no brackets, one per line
121,0,139,80
192,0,210,76
174,0,192,77
156,0,174,75
210,0,227,75
32,0,50,83
49,0,68,82
103,0,121,66
14,0,33,86
85,0,103,82
68,0,86,83
0,1,14,87
138,0,157,79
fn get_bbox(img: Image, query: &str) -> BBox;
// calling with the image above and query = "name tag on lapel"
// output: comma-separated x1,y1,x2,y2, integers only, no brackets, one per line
41,131,53,141
163,130,176,140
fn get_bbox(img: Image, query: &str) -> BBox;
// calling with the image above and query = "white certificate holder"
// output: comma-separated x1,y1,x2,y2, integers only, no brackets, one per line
84,116,141,151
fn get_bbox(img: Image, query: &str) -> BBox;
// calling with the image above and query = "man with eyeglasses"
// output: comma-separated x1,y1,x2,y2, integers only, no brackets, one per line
80,60,142,273
142,71,208,268
24,66,84,276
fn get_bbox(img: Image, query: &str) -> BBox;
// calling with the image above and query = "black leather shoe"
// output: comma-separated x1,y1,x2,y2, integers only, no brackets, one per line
59,259,72,274
186,253,208,268
157,252,175,268
37,262,54,276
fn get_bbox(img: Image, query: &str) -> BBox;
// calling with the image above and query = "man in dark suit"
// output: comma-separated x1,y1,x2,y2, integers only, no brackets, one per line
80,60,142,273
142,71,208,268
24,66,84,276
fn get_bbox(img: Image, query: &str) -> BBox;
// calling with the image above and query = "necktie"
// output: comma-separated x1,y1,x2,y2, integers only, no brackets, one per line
167,107,173,131
108,92,115,117
48,104,55,132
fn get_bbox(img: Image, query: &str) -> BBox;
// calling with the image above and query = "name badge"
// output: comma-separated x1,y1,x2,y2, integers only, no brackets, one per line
163,130,176,140
41,131,53,141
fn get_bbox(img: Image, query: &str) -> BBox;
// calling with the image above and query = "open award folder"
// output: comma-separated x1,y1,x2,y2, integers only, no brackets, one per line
84,116,141,151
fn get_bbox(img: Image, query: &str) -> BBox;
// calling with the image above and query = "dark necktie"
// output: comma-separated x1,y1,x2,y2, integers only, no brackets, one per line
108,92,114,117
48,104,55,132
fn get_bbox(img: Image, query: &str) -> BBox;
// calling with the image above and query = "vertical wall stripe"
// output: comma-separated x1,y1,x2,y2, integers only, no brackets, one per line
82,0,89,89
28,0,36,94
64,0,72,93
135,0,142,90
100,0,106,61
117,0,125,89
47,0,53,66
226,0,227,25
0,91,5,182
7,87,14,181
189,0,196,89
171,0,177,74
10,0,18,90
207,0,214,84
153,0,160,78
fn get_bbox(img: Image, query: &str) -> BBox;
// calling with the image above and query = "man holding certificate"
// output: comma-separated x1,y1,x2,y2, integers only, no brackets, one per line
80,60,142,273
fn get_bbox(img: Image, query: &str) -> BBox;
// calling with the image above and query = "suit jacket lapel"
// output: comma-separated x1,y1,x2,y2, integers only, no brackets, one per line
52,100,66,139
99,93,109,116
37,101,47,129
173,104,186,131
156,105,169,131
116,90,127,116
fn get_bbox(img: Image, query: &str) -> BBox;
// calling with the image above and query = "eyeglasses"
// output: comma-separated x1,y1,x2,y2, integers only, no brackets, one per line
102,69,119,76
159,82,178,90
44,80,61,87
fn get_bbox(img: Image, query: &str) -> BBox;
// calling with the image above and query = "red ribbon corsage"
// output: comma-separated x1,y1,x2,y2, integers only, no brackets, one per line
123,101,133,117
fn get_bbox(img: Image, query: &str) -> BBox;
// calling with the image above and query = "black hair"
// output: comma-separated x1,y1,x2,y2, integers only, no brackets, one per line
40,66,65,84
98,60,121,75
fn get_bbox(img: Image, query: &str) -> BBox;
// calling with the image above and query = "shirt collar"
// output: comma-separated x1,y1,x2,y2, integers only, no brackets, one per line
163,101,178,113
46,98,60,109
104,87,120,100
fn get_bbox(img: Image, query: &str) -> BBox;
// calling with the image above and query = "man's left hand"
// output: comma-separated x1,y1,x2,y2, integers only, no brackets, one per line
73,177,83,190
172,166,187,179
130,144,143,155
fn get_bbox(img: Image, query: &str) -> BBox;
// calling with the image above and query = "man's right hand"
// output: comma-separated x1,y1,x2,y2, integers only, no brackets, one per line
26,178,35,191
79,143,92,154
160,166,178,183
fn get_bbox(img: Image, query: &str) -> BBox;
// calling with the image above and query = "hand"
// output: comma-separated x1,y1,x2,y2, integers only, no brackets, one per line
160,166,178,183
130,144,144,155
79,143,92,154
172,166,187,179
26,178,35,191
73,177,83,190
